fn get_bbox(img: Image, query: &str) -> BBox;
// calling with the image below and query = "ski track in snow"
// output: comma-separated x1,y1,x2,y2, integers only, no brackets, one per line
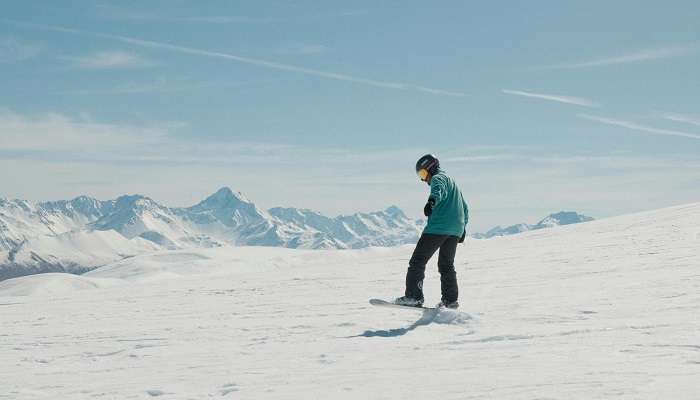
0,203,699,399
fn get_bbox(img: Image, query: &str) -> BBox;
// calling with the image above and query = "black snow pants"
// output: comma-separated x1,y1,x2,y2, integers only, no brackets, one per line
405,233,459,303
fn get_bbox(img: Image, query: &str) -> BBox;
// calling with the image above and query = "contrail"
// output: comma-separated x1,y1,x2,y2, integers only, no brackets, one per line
662,112,700,127
542,45,693,69
502,89,599,107
579,114,700,140
2,19,466,97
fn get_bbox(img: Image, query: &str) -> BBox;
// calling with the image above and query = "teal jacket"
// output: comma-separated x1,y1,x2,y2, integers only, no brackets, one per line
424,170,469,237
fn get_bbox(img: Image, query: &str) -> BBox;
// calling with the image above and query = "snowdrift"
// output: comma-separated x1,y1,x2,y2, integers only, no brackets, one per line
0,273,123,297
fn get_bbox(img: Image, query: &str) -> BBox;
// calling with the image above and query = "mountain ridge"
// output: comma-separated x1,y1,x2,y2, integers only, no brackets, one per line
0,187,422,280
1,188,597,280
473,211,594,239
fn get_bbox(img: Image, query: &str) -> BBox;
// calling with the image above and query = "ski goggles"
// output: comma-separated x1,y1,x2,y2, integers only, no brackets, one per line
417,168,429,181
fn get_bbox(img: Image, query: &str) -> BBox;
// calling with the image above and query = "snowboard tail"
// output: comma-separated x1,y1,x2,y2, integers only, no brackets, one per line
369,298,436,311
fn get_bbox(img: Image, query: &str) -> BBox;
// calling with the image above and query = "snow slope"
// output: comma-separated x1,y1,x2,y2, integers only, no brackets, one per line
0,273,123,297
0,202,698,399
0,230,161,280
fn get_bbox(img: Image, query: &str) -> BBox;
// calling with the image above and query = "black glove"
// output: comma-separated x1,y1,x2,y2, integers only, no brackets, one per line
459,228,466,243
423,198,435,217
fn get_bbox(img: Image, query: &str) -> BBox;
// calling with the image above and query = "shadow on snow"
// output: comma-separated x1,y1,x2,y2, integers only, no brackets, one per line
349,308,475,338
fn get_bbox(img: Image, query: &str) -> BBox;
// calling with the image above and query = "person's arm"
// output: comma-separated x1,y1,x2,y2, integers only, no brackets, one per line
423,176,446,217
459,195,468,243
429,175,447,205
424,198,435,216
462,196,469,225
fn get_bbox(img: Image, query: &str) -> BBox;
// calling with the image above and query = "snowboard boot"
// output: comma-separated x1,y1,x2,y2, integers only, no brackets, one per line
394,296,424,307
438,300,459,309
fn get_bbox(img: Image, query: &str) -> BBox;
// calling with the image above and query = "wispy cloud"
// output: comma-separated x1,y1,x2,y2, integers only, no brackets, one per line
579,114,700,140
445,151,700,169
543,45,694,69
3,19,466,97
0,109,312,164
661,112,700,127
65,50,153,69
502,89,599,107
0,36,41,63
0,109,168,151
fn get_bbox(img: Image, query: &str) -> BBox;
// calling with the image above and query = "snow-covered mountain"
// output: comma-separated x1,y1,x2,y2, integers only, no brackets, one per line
270,205,422,249
533,211,594,228
0,197,113,251
473,211,594,238
0,188,422,280
179,188,283,247
0,230,160,278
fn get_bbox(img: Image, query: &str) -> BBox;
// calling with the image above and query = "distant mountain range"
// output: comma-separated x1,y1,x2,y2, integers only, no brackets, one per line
0,188,596,280
472,211,594,239
0,188,422,280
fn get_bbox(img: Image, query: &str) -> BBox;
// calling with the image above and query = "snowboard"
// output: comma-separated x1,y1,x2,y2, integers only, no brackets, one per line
369,298,436,311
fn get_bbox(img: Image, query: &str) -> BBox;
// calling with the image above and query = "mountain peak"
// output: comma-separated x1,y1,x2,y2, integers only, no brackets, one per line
198,187,251,209
186,188,257,216
115,194,146,204
213,186,234,198
383,205,407,219
72,195,94,202
112,195,163,212
536,211,594,228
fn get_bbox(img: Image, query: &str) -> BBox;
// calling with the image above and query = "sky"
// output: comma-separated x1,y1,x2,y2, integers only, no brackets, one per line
1,0,699,232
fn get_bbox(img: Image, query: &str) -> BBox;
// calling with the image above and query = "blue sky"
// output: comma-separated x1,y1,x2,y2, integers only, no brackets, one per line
1,0,699,231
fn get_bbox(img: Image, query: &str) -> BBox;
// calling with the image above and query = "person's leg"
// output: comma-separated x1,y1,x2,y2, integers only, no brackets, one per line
405,233,446,301
437,236,459,303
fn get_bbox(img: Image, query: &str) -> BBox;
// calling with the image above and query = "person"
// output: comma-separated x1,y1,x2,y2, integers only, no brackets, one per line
395,154,469,309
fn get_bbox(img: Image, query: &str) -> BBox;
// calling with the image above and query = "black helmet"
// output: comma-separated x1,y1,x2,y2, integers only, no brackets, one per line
415,154,439,176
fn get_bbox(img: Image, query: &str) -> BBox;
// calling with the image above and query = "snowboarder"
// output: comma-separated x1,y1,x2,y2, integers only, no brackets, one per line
394,154,469,309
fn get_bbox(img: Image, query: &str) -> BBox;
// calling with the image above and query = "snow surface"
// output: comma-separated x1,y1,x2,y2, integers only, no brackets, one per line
1,203,699,399
0,273,123,297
